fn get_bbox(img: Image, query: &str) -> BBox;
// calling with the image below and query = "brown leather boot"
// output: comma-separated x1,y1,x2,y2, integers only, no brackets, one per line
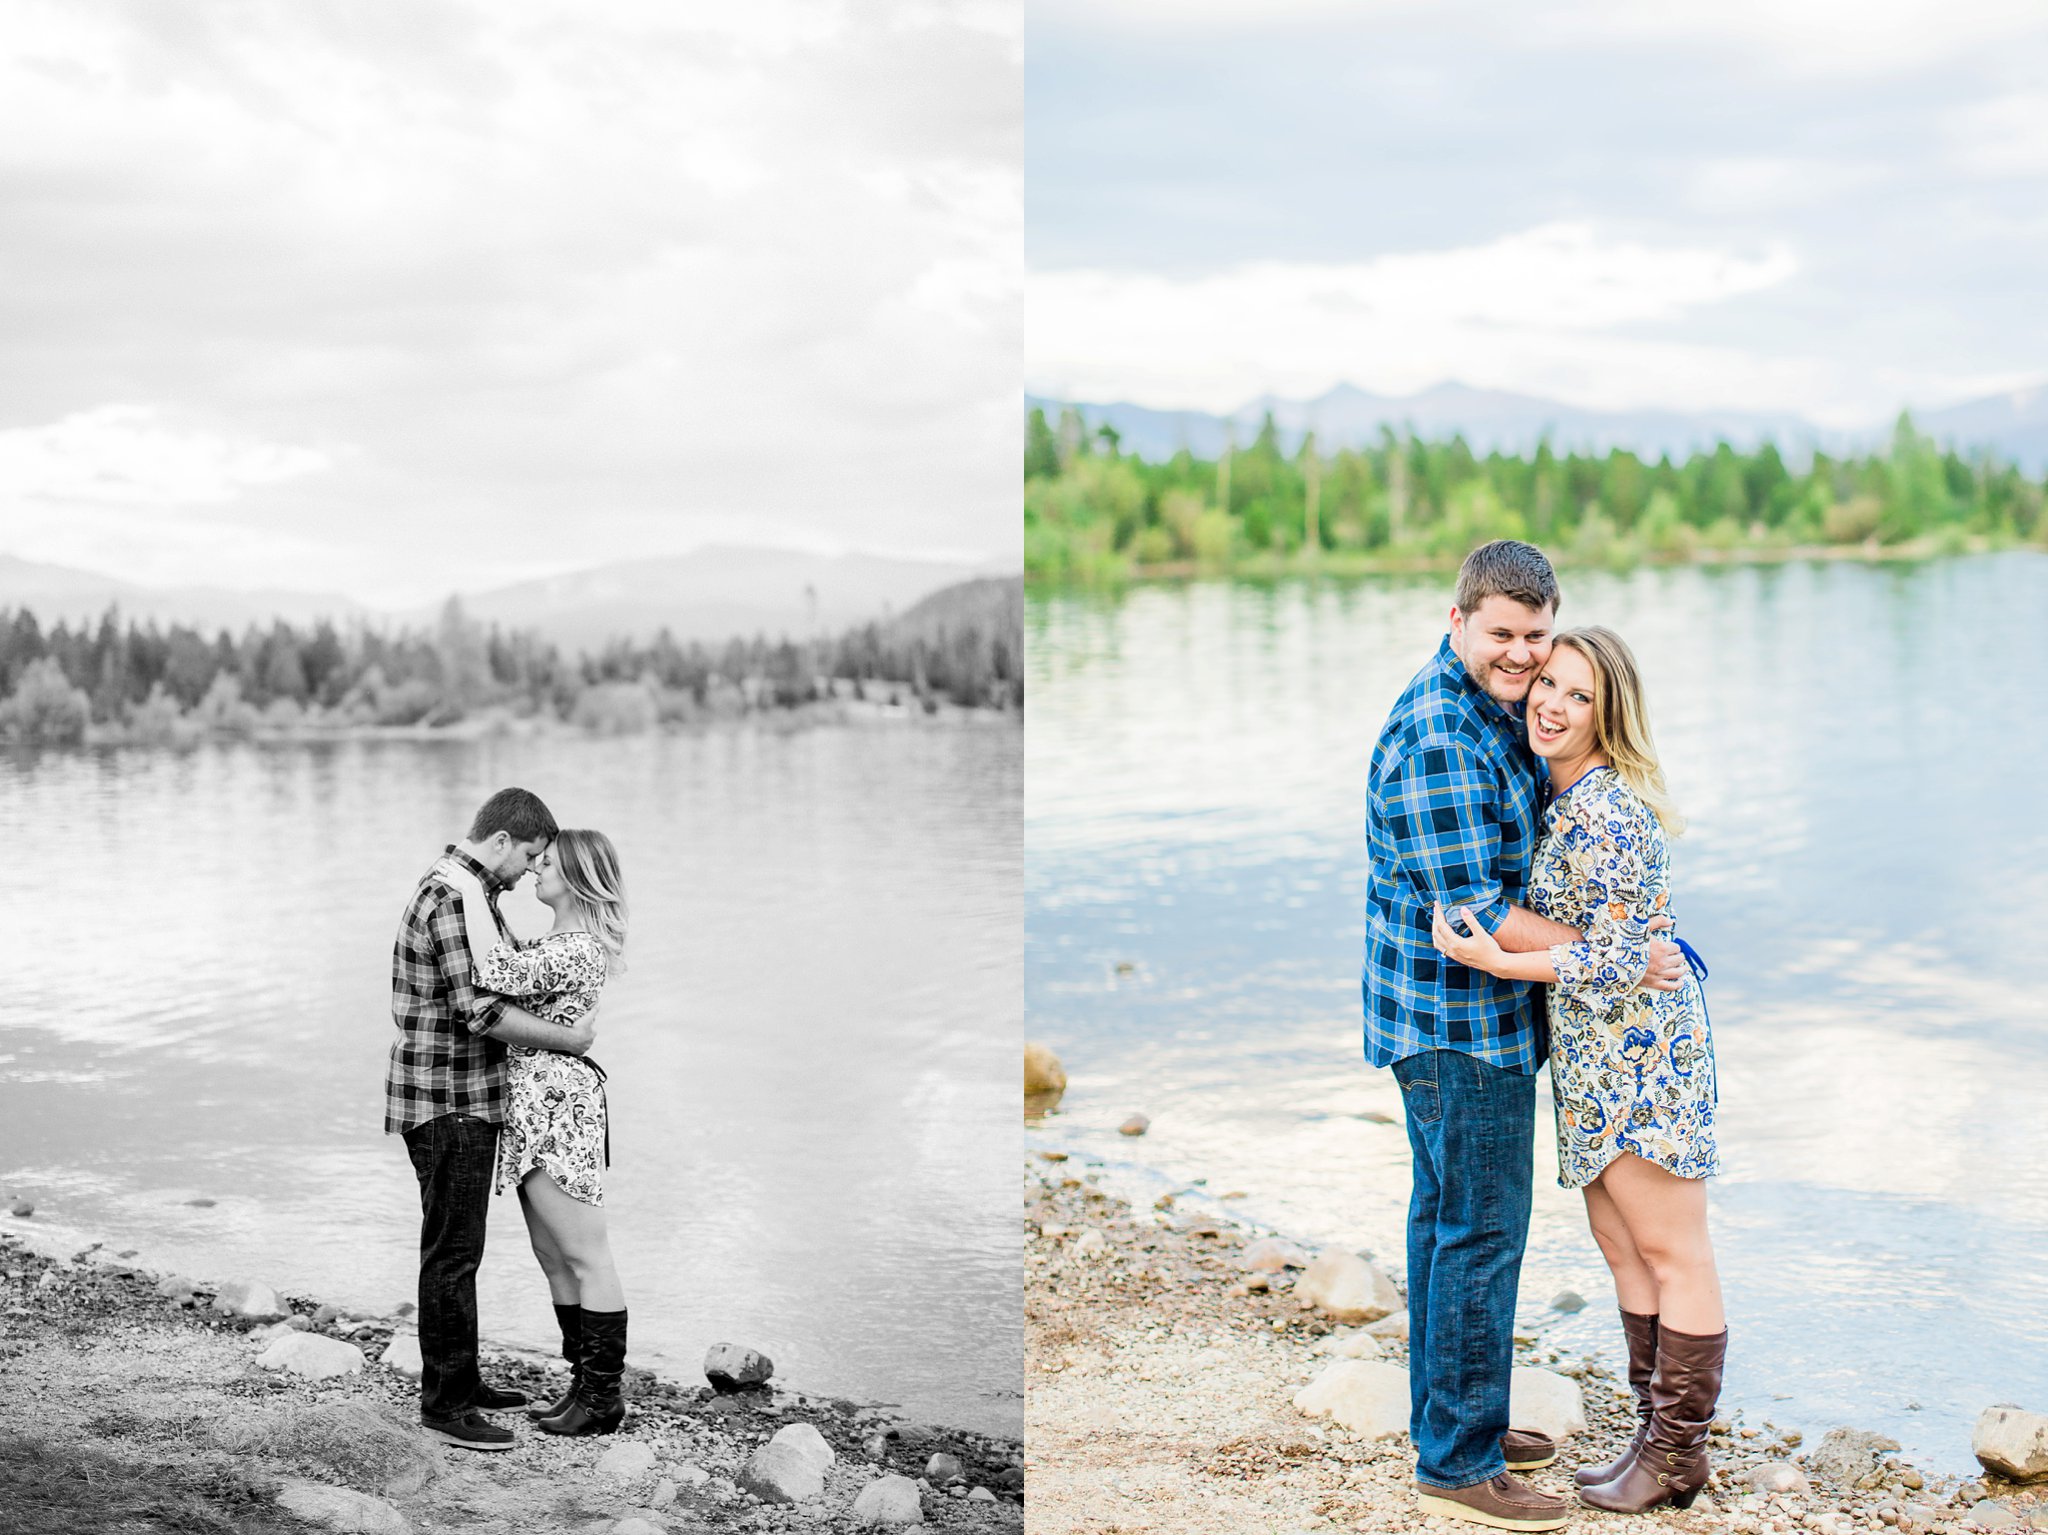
1574,1309,1658,1486
527,1302,582,1419
1579,1324,1726,1513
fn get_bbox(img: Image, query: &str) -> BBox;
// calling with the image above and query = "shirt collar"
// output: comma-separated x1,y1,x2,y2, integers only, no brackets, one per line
444,845,506,898
1433,633,1522,731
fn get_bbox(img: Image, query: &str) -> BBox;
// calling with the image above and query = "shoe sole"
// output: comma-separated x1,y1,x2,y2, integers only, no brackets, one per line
1415,1491,1568,1531
422,1425,516,1452
1505,1453,1557,1471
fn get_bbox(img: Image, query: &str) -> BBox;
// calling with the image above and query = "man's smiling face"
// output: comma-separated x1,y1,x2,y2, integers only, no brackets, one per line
1449,595,1555,706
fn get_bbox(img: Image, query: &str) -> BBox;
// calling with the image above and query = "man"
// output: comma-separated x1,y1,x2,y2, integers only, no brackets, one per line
1363,541,1682,1531
385,785,595,1452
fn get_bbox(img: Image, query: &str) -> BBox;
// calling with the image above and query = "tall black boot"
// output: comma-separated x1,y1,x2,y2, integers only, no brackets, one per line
538,1307,626,1436
528,1303,583,1419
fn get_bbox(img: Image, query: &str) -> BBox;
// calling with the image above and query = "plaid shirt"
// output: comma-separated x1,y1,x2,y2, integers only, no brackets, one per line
1362,636,1546,1072
384,847,516,1134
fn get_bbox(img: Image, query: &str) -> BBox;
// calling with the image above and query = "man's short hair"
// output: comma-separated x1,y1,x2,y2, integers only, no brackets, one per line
469,787,558,845
1455,540,1560,616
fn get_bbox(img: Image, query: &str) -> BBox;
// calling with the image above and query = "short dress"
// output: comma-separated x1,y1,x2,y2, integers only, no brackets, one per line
474,931,612,1206
1533,767,1719,1189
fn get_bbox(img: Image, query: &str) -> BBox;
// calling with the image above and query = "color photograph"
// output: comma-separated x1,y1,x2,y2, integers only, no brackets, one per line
1024,3,2048,1532
0,5,1023,1532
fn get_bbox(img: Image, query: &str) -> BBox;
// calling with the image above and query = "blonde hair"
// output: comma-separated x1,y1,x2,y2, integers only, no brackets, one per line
1551,627,1686,837
553,828,629,968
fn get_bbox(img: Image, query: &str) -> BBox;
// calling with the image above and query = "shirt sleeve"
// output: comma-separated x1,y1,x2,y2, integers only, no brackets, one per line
1547,787,1656,1013
426,887,509,1038
1382,736,1512,936
475,938,576,1000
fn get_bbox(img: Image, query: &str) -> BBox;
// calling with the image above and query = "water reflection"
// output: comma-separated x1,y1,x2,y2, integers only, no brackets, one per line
1026,552,2048,1470
1,723,1021,1435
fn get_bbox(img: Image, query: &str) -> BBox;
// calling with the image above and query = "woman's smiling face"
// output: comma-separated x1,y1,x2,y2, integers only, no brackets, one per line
1527,641,1600,763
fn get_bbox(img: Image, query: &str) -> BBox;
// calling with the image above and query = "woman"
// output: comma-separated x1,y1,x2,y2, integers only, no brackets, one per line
1430,626,1724,1515
443,828,631,1437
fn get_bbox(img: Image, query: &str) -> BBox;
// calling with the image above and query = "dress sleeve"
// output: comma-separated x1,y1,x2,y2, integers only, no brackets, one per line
1546,783,1658,1014
473,945,585,1002
1382,735,1512,936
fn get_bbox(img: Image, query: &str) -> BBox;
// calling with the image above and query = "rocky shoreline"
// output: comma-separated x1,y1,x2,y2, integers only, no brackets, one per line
1023,1148,2048,1535
0,1222,1022,1535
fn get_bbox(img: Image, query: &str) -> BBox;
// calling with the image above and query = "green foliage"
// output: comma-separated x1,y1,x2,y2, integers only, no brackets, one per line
1022,412,2038,580
0,657,91,744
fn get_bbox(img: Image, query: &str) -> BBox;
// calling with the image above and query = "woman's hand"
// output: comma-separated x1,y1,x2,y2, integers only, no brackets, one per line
1432,901,1509,975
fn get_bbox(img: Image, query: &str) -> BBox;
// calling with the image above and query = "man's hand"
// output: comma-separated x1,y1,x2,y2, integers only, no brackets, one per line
1640,916,1684,992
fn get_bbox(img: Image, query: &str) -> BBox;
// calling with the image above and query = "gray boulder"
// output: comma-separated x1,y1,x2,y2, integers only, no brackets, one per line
1749,1462,1812,1495
595,1441,658,1483
770,1422,836,1475
740,1440,825,1503
852,1474,925,1527
275,1479,408,1534
705,1341,774,1391
378,1331,424,1380
1976,1407,2048,1483
212,1278,285,1320
1805,1427,1900,1487
1292,1360,1409,1439
256,1332,365,1381
1296,1251,1399,1324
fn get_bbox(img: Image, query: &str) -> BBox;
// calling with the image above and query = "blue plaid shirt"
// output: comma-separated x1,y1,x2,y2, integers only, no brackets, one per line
1362,635,1546,1072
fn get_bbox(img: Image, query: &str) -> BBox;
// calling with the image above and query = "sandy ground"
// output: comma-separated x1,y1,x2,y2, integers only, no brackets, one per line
0,1225,1022,1535
1022,1154,2045,1535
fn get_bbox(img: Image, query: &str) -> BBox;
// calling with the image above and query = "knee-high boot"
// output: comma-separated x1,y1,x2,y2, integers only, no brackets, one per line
528,1303,583,1419
538,1307,627,1436
1575,1310,1658,1486
1580,1325,1727,1513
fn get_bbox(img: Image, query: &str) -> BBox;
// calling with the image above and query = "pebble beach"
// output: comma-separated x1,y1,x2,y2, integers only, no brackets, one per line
0,1220,1023,1535
1022,1144,2048,1535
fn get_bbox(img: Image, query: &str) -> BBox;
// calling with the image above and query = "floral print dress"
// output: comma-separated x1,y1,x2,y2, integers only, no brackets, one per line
474,931,613,1206
1534,768,1718,1189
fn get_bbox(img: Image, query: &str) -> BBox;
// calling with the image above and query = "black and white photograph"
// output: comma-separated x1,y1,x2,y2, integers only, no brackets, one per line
0,4,1023,1530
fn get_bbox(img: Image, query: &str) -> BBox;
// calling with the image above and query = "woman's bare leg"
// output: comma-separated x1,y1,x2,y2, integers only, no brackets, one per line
1581,1176,1660,1314
517,1176,580,1306
520,1171,624,1313
1591,1153,1723,1335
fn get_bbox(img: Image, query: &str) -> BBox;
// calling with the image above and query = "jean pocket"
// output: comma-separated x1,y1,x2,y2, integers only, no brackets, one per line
1400,1074,1441,1126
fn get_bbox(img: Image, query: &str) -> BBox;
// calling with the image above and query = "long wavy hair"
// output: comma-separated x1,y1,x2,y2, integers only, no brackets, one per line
1550,626,1686,837
552,828,629,968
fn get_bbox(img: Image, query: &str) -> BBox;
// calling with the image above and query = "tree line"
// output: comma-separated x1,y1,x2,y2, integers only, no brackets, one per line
0,595,1022,746
1024,406,2048,582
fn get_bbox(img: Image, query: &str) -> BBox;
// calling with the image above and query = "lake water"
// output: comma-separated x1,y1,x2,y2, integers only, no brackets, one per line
1026,551,2048,1473
0,721,1021,1436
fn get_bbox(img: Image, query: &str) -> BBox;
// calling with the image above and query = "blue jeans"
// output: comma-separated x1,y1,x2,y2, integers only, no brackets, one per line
1393,1048,1536,1488
402,1111,500,1421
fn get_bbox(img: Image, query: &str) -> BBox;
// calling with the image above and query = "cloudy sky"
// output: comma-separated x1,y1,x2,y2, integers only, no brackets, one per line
1027,0,2048,426
0,0,1019,604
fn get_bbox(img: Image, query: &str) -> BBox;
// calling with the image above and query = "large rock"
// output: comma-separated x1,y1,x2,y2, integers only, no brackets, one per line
740,1440,826,1503
154,1273,197,1300
1976,1407,2048,1483
1508,1367,1585,1439
852,1474,925,1527
1313,1330,1383,1361
1241,1238,1310,1273
705,1342,774,1391
1367,1310,1410,1341
1749,1462,1812,1495
595,1441,659,1483
1292,1359,1410,1439
1024,1042,1067,1097
379,1331,424,1380
275,1479,408,1534
212,1278,285,1320
1806,1426,1901,1487
769,1422,836,1475
1296,1251,1400,1324
257,1332,366,1381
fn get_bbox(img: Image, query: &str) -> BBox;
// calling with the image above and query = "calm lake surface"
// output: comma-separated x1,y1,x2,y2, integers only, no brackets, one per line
1,721,1021,1436
1027,552,2048,1472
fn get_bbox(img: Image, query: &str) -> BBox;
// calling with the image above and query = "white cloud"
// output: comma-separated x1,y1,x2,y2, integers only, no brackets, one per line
1946,92,2048,177
1029,223,1810,414
0,407,330,506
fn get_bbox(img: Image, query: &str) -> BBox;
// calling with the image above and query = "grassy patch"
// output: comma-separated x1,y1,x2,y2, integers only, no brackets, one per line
0,1432,310,1535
